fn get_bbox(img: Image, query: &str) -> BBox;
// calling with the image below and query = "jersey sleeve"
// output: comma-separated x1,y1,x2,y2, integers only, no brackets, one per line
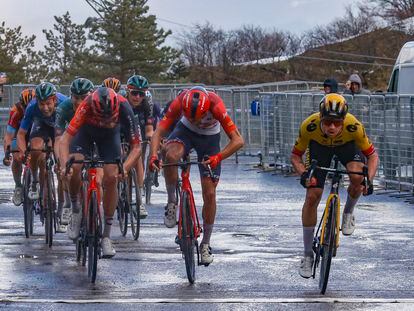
66,101,89,136
292,120,311,156
158,96,183,131
19,101,35,132
209,93,237,136
119,100,140,146
353,121,376,157
7,104,23,130
55,103,68,135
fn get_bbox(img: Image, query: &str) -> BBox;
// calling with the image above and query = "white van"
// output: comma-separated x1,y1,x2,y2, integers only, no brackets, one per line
387,41,414,94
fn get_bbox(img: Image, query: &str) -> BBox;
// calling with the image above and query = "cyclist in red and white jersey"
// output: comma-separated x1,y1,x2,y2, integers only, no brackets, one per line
149,86,244,265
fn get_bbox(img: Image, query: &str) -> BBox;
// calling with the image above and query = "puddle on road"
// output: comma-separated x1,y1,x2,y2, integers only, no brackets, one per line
18,254,39,260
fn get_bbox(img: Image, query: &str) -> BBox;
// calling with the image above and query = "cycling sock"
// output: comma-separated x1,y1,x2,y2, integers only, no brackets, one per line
57,201,63,218
166,183,177,204
70,195,81,214
103,216,113,238
63,191,71,208
201,223,214,245
13,170,22,187
343,193,359,214
303,226,315,257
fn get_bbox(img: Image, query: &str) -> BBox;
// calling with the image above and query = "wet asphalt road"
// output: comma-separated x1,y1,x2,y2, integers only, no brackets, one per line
0,154,413,310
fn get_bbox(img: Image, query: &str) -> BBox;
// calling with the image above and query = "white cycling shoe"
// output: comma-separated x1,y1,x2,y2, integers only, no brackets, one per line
200,243,213,266
342,213,355,236
164,203,177,228
299,255,314,279
101,237,116,258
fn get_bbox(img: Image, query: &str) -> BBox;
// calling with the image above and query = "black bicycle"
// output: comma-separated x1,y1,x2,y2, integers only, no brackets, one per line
308,157,369,294
117,139,141,239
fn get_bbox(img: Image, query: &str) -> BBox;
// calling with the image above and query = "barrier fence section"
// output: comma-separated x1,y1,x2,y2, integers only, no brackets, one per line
259,93,414,191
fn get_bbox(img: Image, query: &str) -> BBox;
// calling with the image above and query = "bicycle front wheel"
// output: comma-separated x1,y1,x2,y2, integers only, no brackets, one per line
117,181,128,236
129,169,141,240
22,168,33,238
87,191,100,283
45,170,56,247
181,191,196,284
319,197,337,294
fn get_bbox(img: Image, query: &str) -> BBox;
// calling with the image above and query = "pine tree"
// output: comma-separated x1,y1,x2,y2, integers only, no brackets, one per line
0,21,39,83
41,12,88,84
87,0,178,82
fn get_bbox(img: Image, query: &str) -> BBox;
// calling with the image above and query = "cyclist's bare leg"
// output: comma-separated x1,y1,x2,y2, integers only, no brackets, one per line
164,142,185,204
302,188,323,256
29,137,46,190
135,157,144,189
102,164,118,238
200,176,218,245
344,161,364,214
68,153,84,213
11,158,23,187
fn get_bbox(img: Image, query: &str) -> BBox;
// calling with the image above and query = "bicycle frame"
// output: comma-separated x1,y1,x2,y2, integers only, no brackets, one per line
177,165,202,243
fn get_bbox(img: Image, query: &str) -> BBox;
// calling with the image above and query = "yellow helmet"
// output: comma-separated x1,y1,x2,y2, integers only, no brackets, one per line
319,93,348,119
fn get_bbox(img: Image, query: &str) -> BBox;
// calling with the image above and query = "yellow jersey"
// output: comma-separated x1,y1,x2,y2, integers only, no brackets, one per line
292,112,375,157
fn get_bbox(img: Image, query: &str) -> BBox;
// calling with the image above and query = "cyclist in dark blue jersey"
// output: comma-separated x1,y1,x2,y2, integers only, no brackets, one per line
16,82,68,201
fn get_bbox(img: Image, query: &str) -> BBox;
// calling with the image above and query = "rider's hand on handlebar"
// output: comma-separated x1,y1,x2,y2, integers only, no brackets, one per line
202,153,222,169
149,155,161,171
2,157,11,167
300,171,317,188
362,179,374,196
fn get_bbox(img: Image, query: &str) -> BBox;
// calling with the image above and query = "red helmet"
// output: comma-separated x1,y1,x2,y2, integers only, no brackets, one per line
19,88,36,108
182,86,210,121
90,87,120,121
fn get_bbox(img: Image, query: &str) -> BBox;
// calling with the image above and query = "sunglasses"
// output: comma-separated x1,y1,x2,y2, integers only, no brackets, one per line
322,119,343,127
130,90,146,97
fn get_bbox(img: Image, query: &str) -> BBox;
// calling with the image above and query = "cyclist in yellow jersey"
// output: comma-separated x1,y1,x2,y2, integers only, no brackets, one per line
290,93,379,279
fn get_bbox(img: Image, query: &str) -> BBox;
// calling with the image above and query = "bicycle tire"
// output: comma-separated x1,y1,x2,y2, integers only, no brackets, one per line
319,197,337,294
22,169,32,238
181,191,196,284
45,170,56,248
117,181,128,236
144,155,154,205
88,191,99,283
129,169,141,240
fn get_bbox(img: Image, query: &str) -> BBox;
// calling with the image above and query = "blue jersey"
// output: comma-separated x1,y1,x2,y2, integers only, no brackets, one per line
20,93,68,131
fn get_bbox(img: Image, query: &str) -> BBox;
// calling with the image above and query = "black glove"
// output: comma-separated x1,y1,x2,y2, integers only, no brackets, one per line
300,171,309,188
363,180,374,196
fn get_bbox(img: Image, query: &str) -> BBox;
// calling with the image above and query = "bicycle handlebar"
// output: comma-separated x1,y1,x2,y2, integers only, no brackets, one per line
308,159,372,195
65,157,123,176
161,159,216,181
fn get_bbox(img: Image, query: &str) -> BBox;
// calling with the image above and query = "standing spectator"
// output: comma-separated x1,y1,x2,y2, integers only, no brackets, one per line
343,74,371,95
323,78,338,94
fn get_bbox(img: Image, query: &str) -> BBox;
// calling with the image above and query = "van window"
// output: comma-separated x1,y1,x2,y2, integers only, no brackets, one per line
387,68,399,93
397,66,414,94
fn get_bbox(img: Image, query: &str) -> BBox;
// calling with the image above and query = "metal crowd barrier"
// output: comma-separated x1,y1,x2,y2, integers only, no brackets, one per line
257,92,414,192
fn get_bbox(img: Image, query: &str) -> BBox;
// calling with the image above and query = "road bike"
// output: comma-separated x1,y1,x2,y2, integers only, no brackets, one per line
308,156,369,294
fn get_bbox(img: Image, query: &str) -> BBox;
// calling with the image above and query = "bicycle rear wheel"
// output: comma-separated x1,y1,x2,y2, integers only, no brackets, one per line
117,181,128,236
129,169,141,240
181,191,196,284
88,191,100,283
319,197,337,294
22,168,32,238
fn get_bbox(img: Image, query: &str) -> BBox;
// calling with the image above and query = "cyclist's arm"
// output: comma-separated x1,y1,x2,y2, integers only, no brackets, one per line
4,106,19,152
354,120,378,181
150,126,169,158
218,128,244,160
211,96,244,159
60,101,88,166
366,151,379,182
290,121,310,174
119,101,141,173
17,103,35,153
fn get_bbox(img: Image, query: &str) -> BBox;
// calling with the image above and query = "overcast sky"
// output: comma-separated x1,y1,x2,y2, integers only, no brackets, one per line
2,0,360,50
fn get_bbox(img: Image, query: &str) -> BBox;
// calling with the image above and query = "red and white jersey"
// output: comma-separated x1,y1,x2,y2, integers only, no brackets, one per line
159,90,237,136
